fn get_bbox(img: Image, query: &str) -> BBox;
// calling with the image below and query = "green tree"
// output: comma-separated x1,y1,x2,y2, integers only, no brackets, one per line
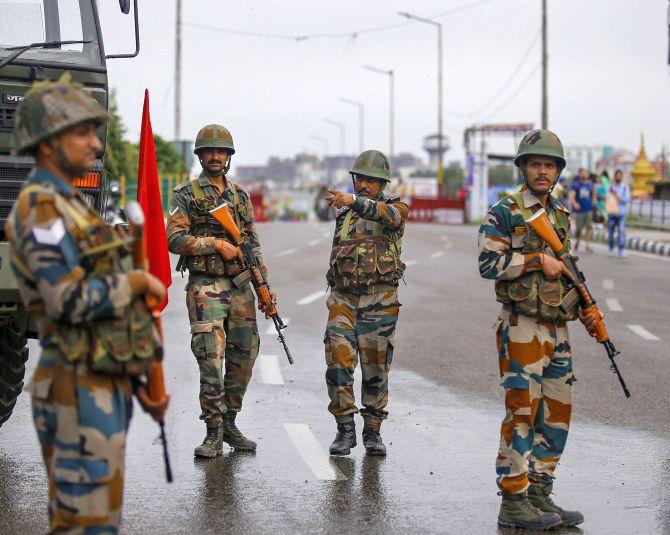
104,90,133,180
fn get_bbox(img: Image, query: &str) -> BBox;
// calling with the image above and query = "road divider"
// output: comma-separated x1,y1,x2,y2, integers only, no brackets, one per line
297,290,328,306
257,354,284,385
627,324,660,341
284,424,347,481
606,299,623,312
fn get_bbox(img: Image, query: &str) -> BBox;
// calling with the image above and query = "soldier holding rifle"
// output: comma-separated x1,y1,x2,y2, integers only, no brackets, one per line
167,124,271,456
6,78,168,533
479,129,599,530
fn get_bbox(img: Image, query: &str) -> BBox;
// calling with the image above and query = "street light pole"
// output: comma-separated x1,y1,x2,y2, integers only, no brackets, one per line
324,118,346,154
339,97,365,153
174,0,182,140
309,134,329,158
541,0,548,129
399,11,443,194
363,65,395,170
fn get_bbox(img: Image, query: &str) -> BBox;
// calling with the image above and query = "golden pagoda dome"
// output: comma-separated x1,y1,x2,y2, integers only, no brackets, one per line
631,134,659,198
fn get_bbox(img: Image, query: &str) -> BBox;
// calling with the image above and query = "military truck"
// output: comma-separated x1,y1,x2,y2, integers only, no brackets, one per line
0,0,140,427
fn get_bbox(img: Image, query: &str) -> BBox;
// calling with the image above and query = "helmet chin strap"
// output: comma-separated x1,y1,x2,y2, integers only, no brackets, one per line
199,154,231,177
520,165,561,196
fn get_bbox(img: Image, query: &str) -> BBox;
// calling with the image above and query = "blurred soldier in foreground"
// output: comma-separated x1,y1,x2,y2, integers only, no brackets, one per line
167,124,271,456
479,129,597,530
6,78,168,533
324,150,409,456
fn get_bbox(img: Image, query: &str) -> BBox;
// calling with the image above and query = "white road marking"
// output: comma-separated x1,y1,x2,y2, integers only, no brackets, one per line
257,354,284,385
266,318,290,335
405,259,419,266
284,424,347,481
297,290,328,306
603,278,614,290
430,251,445,259
627,325,660,341
606,299,623,312
308,239,323,246
275,248,297,258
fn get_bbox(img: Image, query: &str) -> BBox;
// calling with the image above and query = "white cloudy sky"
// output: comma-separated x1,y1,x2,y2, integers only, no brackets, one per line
99,0,670,165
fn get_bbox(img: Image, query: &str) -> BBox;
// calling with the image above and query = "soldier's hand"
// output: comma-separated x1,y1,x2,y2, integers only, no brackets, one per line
135,384,169,422
579,308,600,338
144,273,167,303
215,239,240,261
540,255,571,280
258,289,277,317
326,189,355,208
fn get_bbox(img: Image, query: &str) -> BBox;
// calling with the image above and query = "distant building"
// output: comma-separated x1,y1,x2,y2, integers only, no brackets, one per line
563,145,615,176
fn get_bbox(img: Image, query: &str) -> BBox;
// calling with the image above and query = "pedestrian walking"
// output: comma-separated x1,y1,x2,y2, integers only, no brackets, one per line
323,150,409,457
569,168,597,252
606,169,630,257
6,77,168,533
479,129,598,530
167,124,272,456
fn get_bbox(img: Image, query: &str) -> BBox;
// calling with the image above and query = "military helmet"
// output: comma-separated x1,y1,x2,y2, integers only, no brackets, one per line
349,149,391,182
13,75,108,156
194,124,235,155
514,128,566,169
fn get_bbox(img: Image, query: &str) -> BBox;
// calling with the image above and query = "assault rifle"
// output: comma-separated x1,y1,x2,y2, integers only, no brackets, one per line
125,201,174,482
526,208,630,398
209,203,294,365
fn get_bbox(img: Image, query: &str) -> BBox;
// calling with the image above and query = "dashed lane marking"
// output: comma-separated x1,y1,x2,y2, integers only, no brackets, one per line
284,424,347,481
266,318,290,335
275,248,297,258
308,239,323,246
257,354,284,385
430,251,445,259
606,299,623,312
405,259,419,266
603,278,614,290
627,325,660,341
297,290,328,306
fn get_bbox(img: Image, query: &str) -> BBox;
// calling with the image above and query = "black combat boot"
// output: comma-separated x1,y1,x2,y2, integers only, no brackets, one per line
362,427,386,456
194,423,223,458
498,491,562,530
221,411,257,451
329,420,356,456
528,482,584,527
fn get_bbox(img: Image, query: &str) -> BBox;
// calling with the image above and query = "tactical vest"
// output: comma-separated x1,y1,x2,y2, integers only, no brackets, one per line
327,208,405,295
13,185,157,375
495,192,579,323
183,178,244,277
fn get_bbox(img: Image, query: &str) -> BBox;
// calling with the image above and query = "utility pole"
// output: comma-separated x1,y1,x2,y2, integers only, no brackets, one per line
398,12,443,194
541,0,548,129
339,97,365,153
175,0,182,140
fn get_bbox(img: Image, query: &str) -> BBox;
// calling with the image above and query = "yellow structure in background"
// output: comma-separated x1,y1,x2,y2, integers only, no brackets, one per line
630,134,659,198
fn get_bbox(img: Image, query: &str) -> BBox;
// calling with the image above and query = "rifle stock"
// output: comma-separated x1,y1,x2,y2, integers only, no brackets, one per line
525,207,630,397
209,202,294,364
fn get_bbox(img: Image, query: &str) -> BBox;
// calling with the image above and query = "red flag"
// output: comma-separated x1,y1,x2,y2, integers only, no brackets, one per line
137,89,172,311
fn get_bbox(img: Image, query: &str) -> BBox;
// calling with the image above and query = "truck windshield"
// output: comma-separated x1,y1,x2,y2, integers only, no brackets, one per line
0,0,102,68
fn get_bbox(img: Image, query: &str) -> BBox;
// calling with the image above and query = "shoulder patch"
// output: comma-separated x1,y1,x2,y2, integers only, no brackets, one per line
173,182,189,193
33,218,66,245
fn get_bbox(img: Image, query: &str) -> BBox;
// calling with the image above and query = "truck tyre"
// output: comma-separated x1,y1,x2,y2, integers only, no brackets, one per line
0,317,29,428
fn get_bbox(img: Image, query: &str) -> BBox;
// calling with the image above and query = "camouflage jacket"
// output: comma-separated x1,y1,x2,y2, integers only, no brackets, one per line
166,173,266,278
6,168,154,367
327,192,409,295
478,186,577,322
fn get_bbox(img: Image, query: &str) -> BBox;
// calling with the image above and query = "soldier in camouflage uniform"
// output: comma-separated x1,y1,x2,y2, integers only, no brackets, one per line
324,150,409,457
479,129,598,530
167,124,270,456
6,77,168,533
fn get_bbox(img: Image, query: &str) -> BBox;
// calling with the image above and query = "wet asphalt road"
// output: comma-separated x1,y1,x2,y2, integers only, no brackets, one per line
1,221,669,534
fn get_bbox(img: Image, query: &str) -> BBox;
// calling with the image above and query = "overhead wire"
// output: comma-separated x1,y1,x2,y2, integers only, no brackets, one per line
479,62,541,122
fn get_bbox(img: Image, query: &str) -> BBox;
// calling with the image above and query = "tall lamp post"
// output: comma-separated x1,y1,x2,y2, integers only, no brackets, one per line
339,97,365,153
363,65,394,170
398,11,443,194
309,134,329,158
324,118,346,155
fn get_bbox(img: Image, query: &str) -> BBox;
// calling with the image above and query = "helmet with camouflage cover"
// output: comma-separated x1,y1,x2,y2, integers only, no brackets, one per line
13,74,109,156
349,149,391,183
193,124,235,155
514,128,566,169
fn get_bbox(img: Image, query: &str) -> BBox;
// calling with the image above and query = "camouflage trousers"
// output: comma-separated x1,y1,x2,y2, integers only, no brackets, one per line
324,289,400,427
30,355,132,534
495,312,573,494
187,273,259,425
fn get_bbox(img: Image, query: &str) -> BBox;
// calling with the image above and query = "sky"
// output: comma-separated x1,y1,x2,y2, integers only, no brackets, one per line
99,0,670,166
